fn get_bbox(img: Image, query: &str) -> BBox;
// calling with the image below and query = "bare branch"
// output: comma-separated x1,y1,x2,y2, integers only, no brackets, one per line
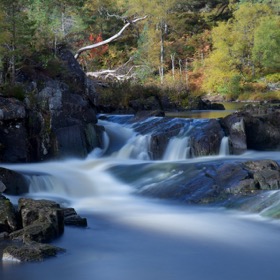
74,16,147,59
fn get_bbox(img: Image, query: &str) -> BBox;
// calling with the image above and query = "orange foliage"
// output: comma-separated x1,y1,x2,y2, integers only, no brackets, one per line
88,33,108,59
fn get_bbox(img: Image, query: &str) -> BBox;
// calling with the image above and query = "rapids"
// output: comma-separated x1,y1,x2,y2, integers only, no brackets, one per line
1,115,280,280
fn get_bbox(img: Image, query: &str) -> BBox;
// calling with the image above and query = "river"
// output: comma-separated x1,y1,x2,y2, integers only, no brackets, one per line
1,112,280,280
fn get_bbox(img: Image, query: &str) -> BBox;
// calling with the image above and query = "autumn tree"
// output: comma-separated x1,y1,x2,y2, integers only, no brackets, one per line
202,2,277,95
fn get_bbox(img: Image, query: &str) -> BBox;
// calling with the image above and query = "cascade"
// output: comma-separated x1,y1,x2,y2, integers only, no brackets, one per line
163,136,190,160
219,136,230,156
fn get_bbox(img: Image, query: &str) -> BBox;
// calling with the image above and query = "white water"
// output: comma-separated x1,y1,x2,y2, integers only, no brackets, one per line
219,136,230,156
2,117,280,280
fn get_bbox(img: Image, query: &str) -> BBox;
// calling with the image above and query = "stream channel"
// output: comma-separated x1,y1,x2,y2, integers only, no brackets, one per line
1,107,280,280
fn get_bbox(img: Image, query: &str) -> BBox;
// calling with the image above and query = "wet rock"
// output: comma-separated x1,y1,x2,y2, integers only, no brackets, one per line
12,198,64,243
136,159,280,204
2,242,64,262
242,112,280,150
222,113,247,155
0,196,19,233
0,167,29,195
63,208,87,227
189,119,225,157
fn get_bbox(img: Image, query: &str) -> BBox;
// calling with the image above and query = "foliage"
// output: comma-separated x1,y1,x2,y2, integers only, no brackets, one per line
202,2,279,97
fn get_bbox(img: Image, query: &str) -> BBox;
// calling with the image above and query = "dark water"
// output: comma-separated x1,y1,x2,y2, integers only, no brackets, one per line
1,113,280,280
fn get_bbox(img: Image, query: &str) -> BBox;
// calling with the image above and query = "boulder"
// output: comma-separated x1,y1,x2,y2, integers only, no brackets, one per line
242,112,280,150
0,167,29,195
10,198,64,243
189,119,225,157
0,196,19,233
63,208,87,227
222,113,247,154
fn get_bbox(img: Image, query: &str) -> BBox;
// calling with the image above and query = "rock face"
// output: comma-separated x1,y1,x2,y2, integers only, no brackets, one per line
0,49,103,163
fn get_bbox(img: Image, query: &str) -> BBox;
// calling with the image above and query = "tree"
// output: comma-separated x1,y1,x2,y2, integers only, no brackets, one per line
202,2,275,94
0,0,35,83
253,16,280,71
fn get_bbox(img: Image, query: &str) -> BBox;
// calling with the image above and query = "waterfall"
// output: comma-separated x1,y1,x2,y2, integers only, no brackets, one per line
115,134,151,160
163,136,190,160
219,136,230,156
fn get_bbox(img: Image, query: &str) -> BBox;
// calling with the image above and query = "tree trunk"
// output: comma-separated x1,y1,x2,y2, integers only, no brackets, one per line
74,16,147,60
171,53,176,80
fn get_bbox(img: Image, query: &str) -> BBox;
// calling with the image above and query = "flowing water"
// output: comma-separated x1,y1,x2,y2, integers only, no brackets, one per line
1,114,280,280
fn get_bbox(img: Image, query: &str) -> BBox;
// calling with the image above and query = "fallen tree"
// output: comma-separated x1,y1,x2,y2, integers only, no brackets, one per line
74,16,147,60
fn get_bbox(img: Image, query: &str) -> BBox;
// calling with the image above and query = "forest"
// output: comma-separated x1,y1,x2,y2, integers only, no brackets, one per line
0,0,279,107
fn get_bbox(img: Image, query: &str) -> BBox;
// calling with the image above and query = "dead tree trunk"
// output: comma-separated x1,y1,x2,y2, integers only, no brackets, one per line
74,16,147,60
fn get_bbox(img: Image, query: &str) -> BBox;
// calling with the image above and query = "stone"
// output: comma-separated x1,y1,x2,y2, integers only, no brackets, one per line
63,208,87,227
2,242,65,262
189,119,225,157
0,196,19,233
14,198,64,243
222,113,247,155
0,167,29,195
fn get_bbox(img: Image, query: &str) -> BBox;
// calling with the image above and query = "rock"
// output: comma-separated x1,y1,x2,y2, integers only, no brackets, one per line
136,159,280,205
0,97,26,120
189,119,225,157
12,198,64,243
63,208,87,227
0,181,6,193
242,112,280,150
0,196,19,233
222,113,247,154
0,231,9,240
192,98,225,110
2,242,64,262
0,167,29,195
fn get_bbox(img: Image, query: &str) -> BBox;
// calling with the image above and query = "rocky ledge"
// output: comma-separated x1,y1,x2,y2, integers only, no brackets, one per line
0,195,87,262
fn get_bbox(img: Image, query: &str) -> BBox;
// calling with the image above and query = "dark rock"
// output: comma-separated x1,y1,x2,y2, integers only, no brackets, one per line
242,112,280,150
136,159,280,205
63,208,87,227
0,181,6,193
0,231,9,240
2,242,64,262
13,198,64,243
0,167,29,195
0,97,26,120
189,119,225,157
222,113,247,154
193,98,225,110
0,196,19,233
